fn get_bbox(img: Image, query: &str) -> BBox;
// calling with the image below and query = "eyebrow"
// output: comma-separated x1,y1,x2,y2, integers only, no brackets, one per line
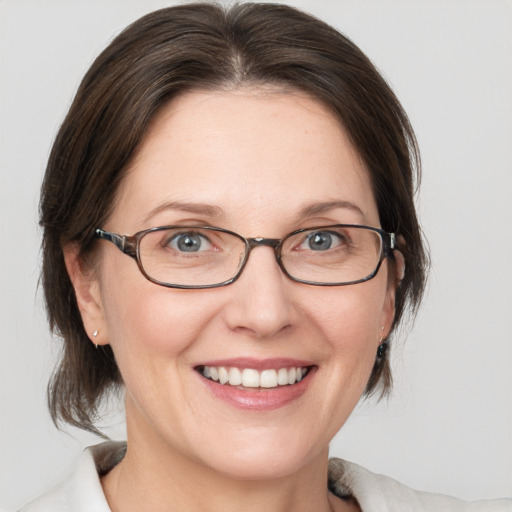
142,201,225,224
142,199,365,225
298,200,366,220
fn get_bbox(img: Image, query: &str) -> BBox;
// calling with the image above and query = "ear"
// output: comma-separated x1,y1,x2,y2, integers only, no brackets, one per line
380,248,406,340
393,247,406,286
63,243,108,346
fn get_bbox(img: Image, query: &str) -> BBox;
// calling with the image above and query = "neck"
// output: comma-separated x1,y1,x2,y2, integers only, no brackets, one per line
101,396,360,512
102,429,345,512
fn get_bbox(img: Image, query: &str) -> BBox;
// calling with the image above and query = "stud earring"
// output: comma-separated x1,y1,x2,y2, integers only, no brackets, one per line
93,330,99,349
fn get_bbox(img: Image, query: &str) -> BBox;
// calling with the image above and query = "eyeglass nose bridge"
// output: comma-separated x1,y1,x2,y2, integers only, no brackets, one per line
247,237,281,250
243,237,284,269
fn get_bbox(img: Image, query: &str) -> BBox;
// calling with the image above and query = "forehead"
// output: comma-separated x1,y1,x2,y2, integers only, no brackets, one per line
112,88,379,232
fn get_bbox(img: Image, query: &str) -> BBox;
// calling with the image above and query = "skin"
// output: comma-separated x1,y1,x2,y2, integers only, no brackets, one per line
65,89,400,512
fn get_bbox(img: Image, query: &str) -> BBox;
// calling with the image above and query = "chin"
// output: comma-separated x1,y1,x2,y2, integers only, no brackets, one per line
192,427,328,481
205,453,315,482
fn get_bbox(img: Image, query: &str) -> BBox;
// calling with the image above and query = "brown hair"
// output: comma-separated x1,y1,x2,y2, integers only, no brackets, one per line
41,2,428,435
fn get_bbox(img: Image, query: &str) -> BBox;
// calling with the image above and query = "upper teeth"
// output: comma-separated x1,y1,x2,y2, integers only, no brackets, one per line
202,366,307,388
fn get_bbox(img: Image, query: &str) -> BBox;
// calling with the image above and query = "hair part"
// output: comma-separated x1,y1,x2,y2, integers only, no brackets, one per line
41,2,428,435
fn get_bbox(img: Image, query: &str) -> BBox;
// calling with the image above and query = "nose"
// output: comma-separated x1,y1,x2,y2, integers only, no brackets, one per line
223,246,296,339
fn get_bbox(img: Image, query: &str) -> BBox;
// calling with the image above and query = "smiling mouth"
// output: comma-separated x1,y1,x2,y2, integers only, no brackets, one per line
196,365,312,389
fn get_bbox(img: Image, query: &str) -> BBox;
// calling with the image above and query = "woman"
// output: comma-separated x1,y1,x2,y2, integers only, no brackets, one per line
17,2,511,511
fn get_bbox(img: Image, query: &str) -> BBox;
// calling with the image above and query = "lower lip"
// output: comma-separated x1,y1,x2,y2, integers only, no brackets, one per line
198,368,315,411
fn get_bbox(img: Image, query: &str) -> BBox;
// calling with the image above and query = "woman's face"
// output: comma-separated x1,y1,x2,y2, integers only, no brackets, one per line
82,89,397,478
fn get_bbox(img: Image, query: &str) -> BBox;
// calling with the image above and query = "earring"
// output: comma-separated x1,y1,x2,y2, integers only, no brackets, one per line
377,326,387,358
377,342,388,358
93,330,99,349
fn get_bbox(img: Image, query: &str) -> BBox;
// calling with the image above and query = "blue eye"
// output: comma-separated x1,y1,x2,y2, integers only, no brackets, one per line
167,232,213,252
303,231,343,251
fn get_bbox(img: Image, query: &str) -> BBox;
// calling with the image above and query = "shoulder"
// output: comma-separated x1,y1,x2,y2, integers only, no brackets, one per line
19,442,125,512
329,458,512,512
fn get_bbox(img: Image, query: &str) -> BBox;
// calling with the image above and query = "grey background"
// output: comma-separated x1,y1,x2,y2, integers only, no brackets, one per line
1,0,511,509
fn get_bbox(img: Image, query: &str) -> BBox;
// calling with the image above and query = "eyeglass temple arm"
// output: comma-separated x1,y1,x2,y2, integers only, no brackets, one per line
384,232,397,256
94,228,137,257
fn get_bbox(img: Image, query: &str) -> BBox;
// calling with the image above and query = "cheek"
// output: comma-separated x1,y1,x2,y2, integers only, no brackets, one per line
309,280,387,347
293,283,388,437
307,280,388,396
98,255,221,365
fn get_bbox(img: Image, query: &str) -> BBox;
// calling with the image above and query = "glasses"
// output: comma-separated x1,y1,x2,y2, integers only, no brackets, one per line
94,224,396,289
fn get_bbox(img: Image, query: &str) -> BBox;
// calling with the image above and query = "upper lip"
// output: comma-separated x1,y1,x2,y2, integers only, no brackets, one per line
195,357,314,371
